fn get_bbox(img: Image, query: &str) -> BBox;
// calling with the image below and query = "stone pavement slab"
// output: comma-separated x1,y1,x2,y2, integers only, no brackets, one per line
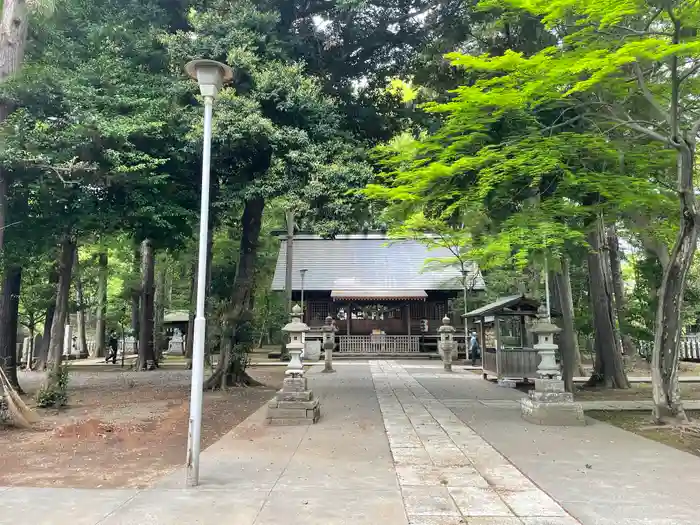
371,361,578,524
402,361,700,525
0,487,138,525
0,365,407,525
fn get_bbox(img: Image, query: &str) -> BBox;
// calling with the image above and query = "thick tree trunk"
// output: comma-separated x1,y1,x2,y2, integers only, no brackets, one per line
651,144,698,423
0,0,29,254
204,197,265,390
131,243,140,340
47,237,76,372
35,265,58,369
585,223,629,389
94,251,107,357
74,252,88,358
154,256,166,360
137,239,156,370
606,224,636,357
552,258,583,393
0,266,22,392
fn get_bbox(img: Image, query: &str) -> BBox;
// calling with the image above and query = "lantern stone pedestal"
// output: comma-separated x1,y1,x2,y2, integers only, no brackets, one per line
520,315,585,427
437,316,456,372
266,305,321,426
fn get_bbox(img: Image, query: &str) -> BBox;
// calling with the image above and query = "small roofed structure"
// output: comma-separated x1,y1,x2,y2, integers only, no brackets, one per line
464,295,556,381
271,233,485,355
163,310,189,338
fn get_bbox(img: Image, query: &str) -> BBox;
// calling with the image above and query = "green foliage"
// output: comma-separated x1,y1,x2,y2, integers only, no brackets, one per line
35,365,70,408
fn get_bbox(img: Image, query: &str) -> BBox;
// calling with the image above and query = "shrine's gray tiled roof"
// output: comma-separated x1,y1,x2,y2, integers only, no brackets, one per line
270,234,484,293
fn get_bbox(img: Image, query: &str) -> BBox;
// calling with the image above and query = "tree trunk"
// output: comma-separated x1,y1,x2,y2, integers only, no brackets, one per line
185,259,195,367
204,197,265,390
0,0,29,254
651,144,699,423
585,222,629,389
281,210,294,360
154,255,166,361
552,258,583,393
47,236,76,372
0,266,22,392
35,265,58,369
74,251,88,358
94,251,107,358
606,224,636,357
137,239,156,370
131,243,140,340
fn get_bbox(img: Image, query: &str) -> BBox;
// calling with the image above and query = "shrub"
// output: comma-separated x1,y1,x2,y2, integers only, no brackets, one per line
35,365,70,408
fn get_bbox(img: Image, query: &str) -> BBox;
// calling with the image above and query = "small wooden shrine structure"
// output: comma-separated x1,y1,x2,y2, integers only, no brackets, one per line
463,295,555,381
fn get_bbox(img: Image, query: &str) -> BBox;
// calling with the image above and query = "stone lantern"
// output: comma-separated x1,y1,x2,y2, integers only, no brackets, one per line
530,306,562,379
321,316,336,373
438,315,457,372
282,304,308,378
267,304,321,425
520,306,585,426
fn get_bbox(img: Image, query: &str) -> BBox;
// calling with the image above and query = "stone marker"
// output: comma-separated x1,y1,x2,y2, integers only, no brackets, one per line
321,316,336,373
122,335,137,356
304,339,321,362
20,337,30,366
437,315,456,372
520,309,585,426
166,328,185,356
266,305,321,426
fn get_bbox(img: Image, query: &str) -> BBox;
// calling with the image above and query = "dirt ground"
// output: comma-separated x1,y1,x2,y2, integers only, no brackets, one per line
590,410,700,458
0,366,289,488
574,383,700,402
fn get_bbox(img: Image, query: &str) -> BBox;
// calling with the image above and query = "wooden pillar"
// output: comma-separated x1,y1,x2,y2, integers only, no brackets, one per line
347,302,351,336
405,302,411,337
494,316,502,376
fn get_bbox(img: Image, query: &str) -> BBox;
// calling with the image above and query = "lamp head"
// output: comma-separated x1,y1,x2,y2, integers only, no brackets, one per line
185,59,233,99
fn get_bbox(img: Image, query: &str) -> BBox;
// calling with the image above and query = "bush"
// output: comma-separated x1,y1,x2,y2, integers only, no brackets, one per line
35,365,70,408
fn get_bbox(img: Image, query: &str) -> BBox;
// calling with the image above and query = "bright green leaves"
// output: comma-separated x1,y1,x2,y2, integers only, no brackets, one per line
365,0,694,279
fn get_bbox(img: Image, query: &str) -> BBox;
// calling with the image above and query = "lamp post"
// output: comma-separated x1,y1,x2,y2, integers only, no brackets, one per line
300,268,308,317
461,268,469,348
184,58,233,488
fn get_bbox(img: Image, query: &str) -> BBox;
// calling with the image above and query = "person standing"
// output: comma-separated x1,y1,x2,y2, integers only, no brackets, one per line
469,331,481,366
106,330,119,364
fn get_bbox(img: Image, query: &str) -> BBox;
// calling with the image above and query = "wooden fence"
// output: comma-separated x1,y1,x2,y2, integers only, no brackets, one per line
338,335,421,353
636,335,700,361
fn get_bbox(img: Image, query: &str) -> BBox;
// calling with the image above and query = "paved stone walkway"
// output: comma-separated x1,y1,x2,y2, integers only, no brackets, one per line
405,362,700,525
3,361,700,525
371,360,579,525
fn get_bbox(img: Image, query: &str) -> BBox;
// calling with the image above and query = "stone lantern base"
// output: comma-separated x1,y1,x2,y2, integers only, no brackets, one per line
266,376,321,426
520,379,586,426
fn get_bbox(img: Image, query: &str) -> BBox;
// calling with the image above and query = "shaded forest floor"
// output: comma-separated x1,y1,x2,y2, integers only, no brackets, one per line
590,410,700,458
574,383,700,401
0,367,287,488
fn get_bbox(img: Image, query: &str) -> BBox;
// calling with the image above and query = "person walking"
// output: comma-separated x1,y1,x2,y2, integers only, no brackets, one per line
106,330,119,364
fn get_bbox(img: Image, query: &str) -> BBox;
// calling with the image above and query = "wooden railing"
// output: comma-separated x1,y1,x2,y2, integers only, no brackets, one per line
338,335,421,353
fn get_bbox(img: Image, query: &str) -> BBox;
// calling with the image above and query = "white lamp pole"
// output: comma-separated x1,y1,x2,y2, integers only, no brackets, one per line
184,59,233,488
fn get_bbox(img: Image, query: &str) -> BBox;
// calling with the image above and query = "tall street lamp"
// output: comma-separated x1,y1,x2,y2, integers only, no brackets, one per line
184,58,233,488
461,268,469,347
